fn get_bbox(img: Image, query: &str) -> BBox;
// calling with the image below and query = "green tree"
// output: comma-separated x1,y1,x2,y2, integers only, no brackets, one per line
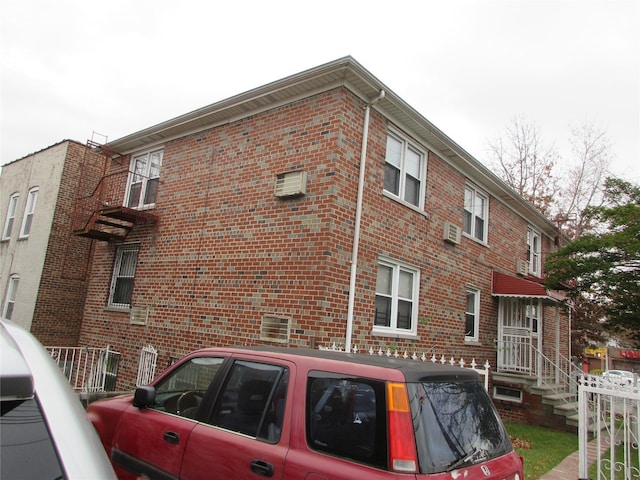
545,178,640,343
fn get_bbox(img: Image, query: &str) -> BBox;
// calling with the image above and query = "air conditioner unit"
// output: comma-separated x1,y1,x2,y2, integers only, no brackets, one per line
274,171,307,198
443,221,461,245
517,259,530,276
260,316,290,344
130,305,149,325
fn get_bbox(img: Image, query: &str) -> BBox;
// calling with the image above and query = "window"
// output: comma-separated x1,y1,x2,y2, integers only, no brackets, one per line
527,227,541,276
19,188,38,238
150,356,225,419
307,375,386,468
1,397,64,478
2,194,19,240
108,244,139,308
465,287,480,341
526,300,540,335
126,149,163,209
210,360,288,443
384,132,426,208
3,275,19,320
493,386,523,403
374,259,419,336
463,185,488,242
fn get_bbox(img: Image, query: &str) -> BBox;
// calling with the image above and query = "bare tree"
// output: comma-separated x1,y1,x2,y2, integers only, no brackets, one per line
486,116,559,215
554,120,611,239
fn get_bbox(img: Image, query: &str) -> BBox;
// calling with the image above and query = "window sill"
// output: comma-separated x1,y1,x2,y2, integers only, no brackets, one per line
103,306,131,314
382,191,428,218
371,329,420,341
462,232,489,248
464,339,482,346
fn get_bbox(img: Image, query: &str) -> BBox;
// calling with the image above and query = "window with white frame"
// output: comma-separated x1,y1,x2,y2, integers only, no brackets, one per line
527,227,542,276
108,244,140,308
126,149,163,209
465,287,480,341
19,188,38,238
3,275,19,320
384,131,426,209
525,300,540,335
374,258,419,336
463,185,488,242
2,193,19,240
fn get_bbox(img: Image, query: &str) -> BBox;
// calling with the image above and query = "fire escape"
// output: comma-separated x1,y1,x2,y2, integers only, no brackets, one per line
72,140,158,242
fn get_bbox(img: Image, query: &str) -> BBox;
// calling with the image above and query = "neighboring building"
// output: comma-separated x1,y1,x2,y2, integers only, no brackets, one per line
0,140,105,346
75,57,572,427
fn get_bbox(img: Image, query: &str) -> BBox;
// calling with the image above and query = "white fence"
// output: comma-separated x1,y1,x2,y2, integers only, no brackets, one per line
47,345,120,393
319,343,491,390
136,345,158,387
578,374,640,479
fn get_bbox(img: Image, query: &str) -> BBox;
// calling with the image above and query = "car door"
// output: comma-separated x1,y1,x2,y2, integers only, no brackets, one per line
180,357,292,480
111,356,226,480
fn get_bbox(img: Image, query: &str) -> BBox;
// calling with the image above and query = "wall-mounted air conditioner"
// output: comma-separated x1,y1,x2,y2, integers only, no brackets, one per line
517,259,530,276
274,171,307,198
443,221,461,245
130,305,149,325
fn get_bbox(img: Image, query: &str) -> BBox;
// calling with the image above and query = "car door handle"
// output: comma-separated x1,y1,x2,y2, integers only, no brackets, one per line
250,459,274,477
163,431,180,444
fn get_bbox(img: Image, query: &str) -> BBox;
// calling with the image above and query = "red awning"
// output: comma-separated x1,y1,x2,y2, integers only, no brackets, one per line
492,271,566,302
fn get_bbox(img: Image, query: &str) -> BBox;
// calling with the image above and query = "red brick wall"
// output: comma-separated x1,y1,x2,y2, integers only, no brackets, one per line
78,88,569,389
30,142,106,346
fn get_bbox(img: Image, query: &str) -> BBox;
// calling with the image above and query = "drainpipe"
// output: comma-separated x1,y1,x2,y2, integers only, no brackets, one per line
345,90,385,352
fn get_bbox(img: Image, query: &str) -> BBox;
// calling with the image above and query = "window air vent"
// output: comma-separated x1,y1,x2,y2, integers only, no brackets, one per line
443,221,461,245
260,316,290,344
274,171,307,198
517,259,530,276
130,305,149,325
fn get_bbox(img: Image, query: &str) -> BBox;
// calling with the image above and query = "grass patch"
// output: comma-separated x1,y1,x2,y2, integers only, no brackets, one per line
505,422,578,480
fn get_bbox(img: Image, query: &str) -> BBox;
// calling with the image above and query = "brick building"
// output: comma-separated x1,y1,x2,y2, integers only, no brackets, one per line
1,140,105,346
73,57,572,425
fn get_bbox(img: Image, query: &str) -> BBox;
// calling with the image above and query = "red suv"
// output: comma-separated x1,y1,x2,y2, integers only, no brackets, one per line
87,347,523,479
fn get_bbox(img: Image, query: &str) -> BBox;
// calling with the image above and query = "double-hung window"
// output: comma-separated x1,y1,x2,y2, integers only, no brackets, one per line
463,185,488,242
374,258,419,336
19,188,38,238
108,244,140,308
2,193,19,240
527,227,541,276
3,275,19,320
465,287,480,342
384,131,426,209
126,149,163,209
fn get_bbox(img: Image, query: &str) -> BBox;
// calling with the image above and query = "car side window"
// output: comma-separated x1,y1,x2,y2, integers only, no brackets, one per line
1,397,64,479
151,357,224,419
209,360,288,443
307,375,387,469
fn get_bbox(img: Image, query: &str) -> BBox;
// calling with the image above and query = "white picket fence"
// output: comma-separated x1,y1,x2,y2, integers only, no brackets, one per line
319,343,491,390
47,345,120,393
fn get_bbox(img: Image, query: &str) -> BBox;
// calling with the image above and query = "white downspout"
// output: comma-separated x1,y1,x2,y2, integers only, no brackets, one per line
345,90,385,352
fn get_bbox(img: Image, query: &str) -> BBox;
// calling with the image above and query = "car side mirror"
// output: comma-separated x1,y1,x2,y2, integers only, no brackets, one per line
133,385,156,408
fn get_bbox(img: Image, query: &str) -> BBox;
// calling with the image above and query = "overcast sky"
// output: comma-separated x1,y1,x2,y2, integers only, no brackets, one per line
1,0,638,184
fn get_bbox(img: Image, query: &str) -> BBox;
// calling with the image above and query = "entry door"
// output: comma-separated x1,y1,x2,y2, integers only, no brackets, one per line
498,298,541,373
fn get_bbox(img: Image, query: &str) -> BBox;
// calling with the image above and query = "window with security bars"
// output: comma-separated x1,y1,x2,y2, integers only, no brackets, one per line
108,244,140,308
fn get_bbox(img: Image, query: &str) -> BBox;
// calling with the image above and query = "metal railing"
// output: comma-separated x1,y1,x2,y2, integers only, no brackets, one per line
319,343,491,390
47,345,120,393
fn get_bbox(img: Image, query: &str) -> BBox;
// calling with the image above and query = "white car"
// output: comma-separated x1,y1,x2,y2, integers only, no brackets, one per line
0,319,116,479
602,369,636,385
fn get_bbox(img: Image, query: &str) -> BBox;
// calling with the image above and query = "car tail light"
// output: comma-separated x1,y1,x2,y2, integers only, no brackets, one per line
387,382,418,473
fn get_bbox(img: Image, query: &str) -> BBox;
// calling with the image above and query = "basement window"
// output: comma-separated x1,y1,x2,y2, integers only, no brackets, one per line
493,386,523,403
260,316,290,344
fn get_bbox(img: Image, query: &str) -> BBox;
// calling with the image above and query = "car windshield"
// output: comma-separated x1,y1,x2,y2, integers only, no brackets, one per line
1,396,64,479
408,381,512,474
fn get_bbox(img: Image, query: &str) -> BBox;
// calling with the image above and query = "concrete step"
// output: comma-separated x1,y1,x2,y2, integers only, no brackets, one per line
542,391,577,406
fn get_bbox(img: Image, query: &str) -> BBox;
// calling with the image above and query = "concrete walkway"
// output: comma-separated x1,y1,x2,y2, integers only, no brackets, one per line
539,437,601,480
